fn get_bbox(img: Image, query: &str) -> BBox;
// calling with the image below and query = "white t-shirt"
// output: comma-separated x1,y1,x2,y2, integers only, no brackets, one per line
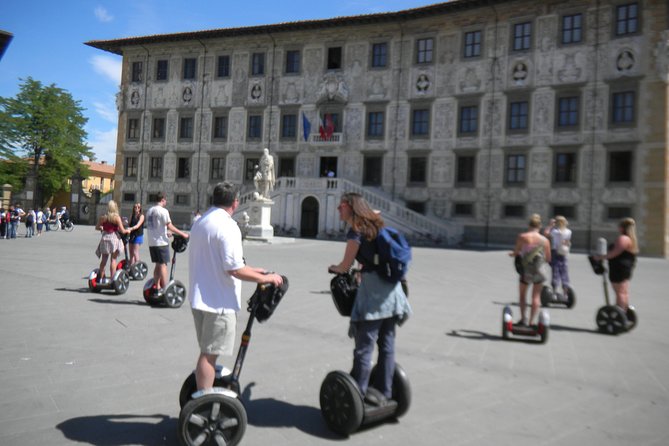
550,227,572,253
146,205,171,247
188,207,246,314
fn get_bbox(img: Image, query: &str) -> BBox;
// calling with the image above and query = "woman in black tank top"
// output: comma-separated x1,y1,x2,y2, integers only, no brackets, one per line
599,218,639,311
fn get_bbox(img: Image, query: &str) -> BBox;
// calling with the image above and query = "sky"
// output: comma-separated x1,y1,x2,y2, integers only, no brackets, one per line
0,0,437,165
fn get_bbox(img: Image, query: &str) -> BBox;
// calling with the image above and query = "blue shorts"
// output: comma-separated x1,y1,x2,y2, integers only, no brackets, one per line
130,235,144,245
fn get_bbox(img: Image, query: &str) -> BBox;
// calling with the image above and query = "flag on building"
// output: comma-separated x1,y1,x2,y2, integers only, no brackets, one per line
319,113,335,140
302,112,311,141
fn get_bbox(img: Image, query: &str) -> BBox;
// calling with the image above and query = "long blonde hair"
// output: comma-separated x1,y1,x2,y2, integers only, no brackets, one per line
620,217,639,254
341,192,384,241
103,200,120,223
555,215,568,230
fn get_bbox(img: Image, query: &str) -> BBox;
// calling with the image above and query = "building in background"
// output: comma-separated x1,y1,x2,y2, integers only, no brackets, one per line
87,0,669,255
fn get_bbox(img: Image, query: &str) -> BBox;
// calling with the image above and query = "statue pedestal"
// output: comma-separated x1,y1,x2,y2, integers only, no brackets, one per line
246,199,274,242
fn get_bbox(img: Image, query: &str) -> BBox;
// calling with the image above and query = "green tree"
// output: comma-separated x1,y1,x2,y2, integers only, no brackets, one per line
0,77,93,206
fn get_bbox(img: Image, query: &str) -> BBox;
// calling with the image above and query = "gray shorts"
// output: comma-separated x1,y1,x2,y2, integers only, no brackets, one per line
191,309,236,356
149,245,170,264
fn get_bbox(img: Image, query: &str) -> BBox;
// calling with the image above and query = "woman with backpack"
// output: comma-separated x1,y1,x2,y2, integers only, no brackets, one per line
328,192,411,406
509,213,551,327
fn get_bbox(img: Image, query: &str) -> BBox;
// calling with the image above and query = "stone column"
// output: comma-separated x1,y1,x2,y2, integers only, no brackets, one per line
2,184,12,209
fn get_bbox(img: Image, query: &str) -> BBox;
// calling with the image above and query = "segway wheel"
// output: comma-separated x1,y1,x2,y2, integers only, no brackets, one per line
320,371,364,436
540,286,552,307
143,279,162,306
165,281,186,308
565,287,576,309
130,261,148,280
112,271,130,295
626,306,638,331
370,363,412,418
88,269,102,293
178,393,247,446
539,324,549,344
596,305,628,335
64,221,74,232
179,372,240,409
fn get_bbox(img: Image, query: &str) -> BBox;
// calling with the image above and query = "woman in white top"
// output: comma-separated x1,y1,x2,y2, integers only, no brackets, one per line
544,215,572,294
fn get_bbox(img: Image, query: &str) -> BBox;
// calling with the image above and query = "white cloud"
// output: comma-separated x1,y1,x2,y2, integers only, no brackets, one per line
87,128,118,165
94,6,114,22
94,98,119,124
90,55,122,86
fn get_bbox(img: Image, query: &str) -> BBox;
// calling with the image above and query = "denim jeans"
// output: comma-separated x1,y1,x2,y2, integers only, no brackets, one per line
9,221,17,238
551,253,570,289
351,318,396,398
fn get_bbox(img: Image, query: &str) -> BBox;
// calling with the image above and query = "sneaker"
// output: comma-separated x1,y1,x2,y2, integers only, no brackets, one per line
516,319,527,327
364,388,388,407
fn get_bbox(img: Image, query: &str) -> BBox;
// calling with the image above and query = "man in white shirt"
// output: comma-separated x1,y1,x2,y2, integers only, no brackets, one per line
188,182,283,391
146,192,189,291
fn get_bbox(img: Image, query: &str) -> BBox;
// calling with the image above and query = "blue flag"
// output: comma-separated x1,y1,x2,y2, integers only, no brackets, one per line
302,112,311,141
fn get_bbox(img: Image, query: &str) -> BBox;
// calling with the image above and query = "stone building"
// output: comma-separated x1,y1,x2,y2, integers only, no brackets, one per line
87,0,669,255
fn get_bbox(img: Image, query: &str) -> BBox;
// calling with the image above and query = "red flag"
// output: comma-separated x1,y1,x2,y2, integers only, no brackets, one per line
318,114,327,139
324,114,334,139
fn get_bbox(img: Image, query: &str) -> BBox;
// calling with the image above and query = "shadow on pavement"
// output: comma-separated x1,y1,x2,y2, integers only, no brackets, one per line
241,382,338,440
56,413,178,446
54,287,94,294
550,324,601,334
87,298,147,306
447,329,503,341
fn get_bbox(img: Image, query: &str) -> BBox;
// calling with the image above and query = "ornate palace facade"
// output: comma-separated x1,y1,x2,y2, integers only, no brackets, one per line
87,0,669,255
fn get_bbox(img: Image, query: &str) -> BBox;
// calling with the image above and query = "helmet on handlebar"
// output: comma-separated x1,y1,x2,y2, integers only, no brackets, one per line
250,276,289,323
172,234,189,253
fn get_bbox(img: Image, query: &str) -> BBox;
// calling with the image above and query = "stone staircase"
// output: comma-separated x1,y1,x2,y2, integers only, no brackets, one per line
235,177,463,247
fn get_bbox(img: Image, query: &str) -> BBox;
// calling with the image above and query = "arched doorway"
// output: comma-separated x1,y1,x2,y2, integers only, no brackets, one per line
300,196,319,238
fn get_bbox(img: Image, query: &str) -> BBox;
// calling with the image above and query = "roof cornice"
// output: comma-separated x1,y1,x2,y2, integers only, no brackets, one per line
85,0,500,55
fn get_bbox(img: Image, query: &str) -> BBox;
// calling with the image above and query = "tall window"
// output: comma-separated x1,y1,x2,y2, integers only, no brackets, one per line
248,115,262,139
463,31,482,58
124,156,138,178
183,58,197,80
416,38,433,64
285,50,300,74
177,157,190,180
371,43,388,68
558,96,579,128
459,105,478,134
367,111,384,138
179,117,193,140
562,13,583,44
149,157,163,179
251,53,265,76
281,113,297,139
152,117,165,140
509,101,529,131
513,22,532,51
609,151,633,182
616,3,639,36
506,154,526,185
327,47,342,70
127,118,140,140
456,155,476,185
411,109,430,136
555,152,577,183
213,116,227,139
156,60,169,81
131,61,143,82
408,157,427,185
217,55,230,78
363,156,382,186
612,91,635,124
210,157,225,180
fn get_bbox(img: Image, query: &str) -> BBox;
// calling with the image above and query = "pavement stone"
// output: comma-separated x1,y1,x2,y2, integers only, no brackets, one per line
0,226,668,445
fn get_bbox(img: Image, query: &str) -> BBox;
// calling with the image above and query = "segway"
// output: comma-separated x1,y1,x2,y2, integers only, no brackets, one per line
177,275,289,446
88,266,130,295
142,235,188,308
589,238,637,335
541,283,576,308
88,232,130,295
502,305,550,343
116,231,148,281
319,270,411,436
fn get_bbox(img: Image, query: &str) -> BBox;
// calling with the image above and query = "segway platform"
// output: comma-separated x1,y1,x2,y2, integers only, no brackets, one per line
502,305,549,343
